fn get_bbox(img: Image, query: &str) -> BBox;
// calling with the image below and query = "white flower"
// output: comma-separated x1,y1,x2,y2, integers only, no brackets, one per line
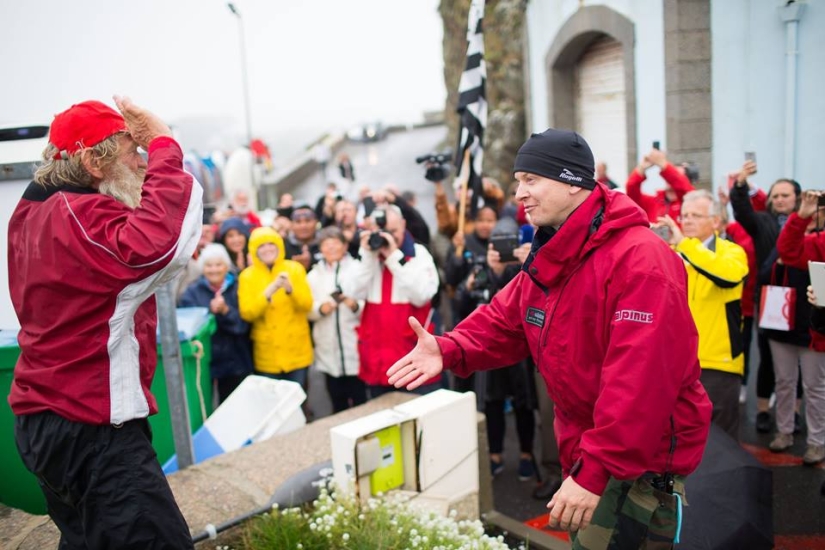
343,533,350,541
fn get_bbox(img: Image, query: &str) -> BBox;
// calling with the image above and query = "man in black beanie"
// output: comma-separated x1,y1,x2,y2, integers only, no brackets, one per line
387,128,712,547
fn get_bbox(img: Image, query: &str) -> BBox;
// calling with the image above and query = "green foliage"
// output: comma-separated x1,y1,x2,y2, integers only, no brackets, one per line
241,486,523,550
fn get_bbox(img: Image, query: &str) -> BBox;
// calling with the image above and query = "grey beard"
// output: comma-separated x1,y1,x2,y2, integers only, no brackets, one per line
99,163,144,209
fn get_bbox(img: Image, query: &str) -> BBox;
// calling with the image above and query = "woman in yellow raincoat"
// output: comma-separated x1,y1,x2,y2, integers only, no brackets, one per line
238,227,313,388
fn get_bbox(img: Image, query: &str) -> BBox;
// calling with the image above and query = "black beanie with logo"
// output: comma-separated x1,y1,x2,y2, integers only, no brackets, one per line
512,128,596,190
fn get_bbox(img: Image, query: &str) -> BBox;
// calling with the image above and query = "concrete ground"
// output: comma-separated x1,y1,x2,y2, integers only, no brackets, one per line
484,392,825,549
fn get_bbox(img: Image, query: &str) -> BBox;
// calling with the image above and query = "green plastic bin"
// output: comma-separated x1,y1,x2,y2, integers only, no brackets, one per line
149,314,216,465
0,312,216,514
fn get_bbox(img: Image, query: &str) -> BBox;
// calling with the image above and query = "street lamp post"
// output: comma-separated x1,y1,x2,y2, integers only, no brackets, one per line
227,2,258,200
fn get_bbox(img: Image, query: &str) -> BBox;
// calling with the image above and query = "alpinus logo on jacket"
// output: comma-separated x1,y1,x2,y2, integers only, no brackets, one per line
558,168,582,183
614,310,654,324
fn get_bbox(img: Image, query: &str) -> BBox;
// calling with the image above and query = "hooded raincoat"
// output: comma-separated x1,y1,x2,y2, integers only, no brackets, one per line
437,184,712,496
238,227,313,374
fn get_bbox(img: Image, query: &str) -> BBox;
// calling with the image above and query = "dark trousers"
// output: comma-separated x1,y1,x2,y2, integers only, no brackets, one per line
700,369,742,439
485,399,535,455
255,367,308,388
325,374,367,413
14,412,193,550
452,372,476,394
742,316,754,385
756,330,776,399
216,373,248,404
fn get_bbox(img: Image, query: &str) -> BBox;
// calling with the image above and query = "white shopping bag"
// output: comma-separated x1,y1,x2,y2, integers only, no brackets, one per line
758,285,796,331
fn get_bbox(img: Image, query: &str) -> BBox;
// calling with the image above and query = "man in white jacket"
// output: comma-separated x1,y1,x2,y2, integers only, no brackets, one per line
350,206,441,398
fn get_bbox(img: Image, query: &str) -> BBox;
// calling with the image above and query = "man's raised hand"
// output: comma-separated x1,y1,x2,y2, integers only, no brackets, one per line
113,95,172,149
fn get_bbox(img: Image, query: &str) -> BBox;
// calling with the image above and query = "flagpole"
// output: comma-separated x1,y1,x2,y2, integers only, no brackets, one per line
455,148,471,258
454,0,486,257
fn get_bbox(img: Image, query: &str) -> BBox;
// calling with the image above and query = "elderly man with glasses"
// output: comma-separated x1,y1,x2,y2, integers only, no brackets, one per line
657,189,749,438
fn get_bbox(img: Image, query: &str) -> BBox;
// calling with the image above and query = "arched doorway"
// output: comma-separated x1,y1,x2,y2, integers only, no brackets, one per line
543,5,636,180
575,35,628,182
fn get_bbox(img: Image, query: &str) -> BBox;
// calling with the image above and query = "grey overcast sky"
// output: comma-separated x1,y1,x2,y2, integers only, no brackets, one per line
0,0,446,155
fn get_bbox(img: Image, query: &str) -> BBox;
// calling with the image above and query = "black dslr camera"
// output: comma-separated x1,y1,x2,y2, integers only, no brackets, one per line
416,150,452,182
368,209,390,251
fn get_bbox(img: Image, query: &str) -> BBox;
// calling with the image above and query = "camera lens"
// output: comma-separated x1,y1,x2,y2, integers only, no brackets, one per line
368,231,388,250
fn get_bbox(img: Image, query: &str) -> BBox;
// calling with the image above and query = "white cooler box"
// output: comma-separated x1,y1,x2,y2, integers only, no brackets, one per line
163,375,306,474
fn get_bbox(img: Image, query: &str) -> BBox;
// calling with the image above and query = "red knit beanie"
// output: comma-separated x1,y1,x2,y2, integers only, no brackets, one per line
49,101,126,160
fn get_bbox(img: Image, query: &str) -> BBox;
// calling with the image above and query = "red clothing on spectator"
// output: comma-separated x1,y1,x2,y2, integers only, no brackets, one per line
776,212,825,270
726,222,757,318
243,210,262,229
626,163,694,222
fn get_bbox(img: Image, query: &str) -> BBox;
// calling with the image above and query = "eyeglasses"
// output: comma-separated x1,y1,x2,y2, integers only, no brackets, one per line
678,213,711,222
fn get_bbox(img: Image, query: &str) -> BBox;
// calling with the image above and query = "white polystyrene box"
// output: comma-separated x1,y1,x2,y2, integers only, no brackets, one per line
207,375,306,449
393,389,479,495
329,409,415,496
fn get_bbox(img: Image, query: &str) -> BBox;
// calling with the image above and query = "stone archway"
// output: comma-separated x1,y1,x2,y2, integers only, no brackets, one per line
544,5,637,177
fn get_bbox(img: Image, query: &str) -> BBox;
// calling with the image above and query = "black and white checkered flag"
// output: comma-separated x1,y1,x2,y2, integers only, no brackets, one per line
455,0,487,216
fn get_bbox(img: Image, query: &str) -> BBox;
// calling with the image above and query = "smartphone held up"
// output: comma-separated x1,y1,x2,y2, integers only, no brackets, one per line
744,151,757,176
652,225,671,242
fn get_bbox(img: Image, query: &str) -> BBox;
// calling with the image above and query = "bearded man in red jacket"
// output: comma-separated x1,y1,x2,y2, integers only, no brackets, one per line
8,98,202,549
388,129,712,548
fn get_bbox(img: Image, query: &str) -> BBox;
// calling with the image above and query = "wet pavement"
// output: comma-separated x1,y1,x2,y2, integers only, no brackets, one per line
486,395,825,549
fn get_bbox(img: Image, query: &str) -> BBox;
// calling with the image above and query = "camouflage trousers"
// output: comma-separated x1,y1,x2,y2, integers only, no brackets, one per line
570,475,686,550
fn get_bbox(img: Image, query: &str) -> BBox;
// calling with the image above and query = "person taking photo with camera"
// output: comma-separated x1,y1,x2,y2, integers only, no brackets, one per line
349,205,441,399
626,145,695,223
420,149,505,240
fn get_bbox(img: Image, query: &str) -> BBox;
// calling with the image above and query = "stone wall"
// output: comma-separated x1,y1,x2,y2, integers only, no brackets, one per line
664,0,712,190
440,0,528,189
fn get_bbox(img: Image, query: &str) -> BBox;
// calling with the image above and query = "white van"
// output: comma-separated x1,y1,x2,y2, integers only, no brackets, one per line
0,125,49,329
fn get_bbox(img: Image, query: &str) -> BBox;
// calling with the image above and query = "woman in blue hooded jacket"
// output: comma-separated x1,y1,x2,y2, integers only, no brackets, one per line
218,216,252,272
179,243,253,403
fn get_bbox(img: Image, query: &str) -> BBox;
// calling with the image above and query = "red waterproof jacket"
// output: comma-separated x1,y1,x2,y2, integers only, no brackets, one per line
437,184,712,495
777,212,825,270
8,137,203,425
625,163,694,223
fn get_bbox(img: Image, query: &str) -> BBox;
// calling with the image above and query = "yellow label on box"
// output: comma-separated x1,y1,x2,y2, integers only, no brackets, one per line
368,424,404,495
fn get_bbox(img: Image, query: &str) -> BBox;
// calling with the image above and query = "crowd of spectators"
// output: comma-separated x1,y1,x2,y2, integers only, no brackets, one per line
178,144,825,503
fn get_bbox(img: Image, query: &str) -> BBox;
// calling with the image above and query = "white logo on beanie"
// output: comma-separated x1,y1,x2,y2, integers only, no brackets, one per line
558,168,583,183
